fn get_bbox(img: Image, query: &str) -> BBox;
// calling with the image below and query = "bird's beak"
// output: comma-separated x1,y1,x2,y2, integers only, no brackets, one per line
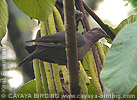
105,34,110,38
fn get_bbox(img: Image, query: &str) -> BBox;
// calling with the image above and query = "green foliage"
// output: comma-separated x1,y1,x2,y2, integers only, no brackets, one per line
106,15,137,43
88,80,97,100
124,0,137,11
12,0,56,21
102,44,109,55
83,54,89,70
13,80,37,100
129,86,137,98
101,22,137,95
113,15,137,36
0,0,8,44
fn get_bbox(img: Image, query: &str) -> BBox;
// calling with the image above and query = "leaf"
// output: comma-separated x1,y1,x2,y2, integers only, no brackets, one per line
88,80,98,100
82,54,89,70
102,87,114,100
126,0,137,11
0,0,8,44
102,44,109,55
106,15,137,43
129,86,137,100
101,22,137,95
114,15,137,34
13,80,37,100
12,0,56,21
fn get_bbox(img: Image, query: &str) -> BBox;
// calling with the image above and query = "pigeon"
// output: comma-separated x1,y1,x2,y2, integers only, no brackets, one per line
19,28,109,66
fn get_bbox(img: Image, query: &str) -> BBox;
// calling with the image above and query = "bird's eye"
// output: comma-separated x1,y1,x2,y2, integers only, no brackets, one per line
97,29,101,31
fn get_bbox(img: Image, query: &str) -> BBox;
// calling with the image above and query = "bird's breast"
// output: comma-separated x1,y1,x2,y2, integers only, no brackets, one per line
78,44,91,60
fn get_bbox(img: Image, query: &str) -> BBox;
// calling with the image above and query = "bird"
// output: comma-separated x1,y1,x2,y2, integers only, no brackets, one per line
18,28,109,66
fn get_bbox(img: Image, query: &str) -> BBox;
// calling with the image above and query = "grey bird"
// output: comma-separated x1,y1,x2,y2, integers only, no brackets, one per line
18,28,109,66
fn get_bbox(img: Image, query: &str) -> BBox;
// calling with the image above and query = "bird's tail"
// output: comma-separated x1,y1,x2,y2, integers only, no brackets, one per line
18,47,46,67
18,55,33,67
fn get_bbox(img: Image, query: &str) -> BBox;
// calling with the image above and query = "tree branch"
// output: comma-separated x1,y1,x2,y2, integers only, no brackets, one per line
63,0,80,97
82,1,115,40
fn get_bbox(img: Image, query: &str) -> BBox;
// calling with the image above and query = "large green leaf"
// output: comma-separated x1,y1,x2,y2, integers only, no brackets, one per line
13,80,37,100
13,0,56,21
101,22,137,95
106,15,137,43
114,15,137,35
0,0,8,44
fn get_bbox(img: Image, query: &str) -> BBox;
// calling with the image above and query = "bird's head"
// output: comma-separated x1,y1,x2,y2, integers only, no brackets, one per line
86,28,110,41
90,28,109,38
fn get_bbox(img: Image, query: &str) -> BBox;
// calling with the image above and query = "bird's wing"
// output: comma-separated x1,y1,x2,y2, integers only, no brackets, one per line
26,31,85,47
76,33,85,47
25,45,37,54
26,31,66,44
18,46,47,66
33,42,66,48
